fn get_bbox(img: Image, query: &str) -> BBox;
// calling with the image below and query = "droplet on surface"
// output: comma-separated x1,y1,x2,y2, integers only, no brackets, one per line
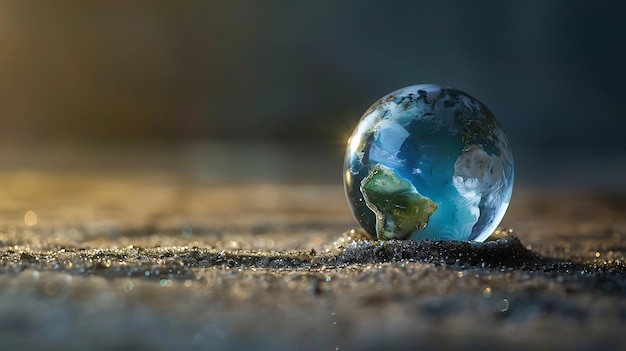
182,226,193,238
497,298,510,312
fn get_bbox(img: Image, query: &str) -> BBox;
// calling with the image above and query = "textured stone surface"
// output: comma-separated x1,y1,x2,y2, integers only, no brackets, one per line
0,153,624,350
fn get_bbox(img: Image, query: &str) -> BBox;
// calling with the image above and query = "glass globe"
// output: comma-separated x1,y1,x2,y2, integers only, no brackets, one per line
344,84,514,242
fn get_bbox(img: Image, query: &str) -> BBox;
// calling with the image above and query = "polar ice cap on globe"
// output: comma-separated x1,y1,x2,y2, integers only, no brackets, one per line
344,84,514,242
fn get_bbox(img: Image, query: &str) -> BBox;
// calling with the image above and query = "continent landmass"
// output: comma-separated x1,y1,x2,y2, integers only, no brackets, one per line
360,164,438,240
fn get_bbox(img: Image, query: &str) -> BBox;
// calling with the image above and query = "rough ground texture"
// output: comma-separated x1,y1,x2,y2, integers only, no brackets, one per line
0,156,624,350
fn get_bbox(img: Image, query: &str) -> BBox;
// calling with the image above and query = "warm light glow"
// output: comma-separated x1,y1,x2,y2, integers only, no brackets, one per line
24,210,37,226
344,168,352,188
348,133,362,154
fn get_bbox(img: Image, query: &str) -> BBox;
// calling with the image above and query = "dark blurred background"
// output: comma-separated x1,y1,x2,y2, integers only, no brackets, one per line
0,1,625,188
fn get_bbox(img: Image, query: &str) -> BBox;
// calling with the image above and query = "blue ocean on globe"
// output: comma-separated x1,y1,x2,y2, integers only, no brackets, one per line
344,84,514,242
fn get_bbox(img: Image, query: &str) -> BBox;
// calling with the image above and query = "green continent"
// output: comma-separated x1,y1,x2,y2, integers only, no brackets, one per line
360,164,438,240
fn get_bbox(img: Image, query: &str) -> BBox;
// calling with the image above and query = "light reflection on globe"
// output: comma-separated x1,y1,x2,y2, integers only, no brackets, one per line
344,84,514,242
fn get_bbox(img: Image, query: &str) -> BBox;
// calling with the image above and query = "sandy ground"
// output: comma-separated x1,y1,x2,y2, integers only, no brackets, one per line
0,148,624,350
